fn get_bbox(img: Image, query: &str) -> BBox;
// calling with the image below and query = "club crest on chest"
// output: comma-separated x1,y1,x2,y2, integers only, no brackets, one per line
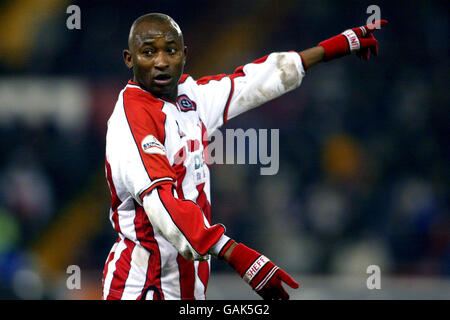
177,94,197,112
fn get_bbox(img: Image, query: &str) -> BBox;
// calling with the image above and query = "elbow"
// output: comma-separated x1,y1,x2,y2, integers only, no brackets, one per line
143,186,221,261
146,201,210,261
275,52,304,92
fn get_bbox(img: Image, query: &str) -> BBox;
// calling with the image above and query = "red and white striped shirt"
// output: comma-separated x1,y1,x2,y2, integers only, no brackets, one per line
102,52,305,300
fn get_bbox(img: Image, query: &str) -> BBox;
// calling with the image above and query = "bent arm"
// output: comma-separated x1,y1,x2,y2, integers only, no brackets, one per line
142,183,225,260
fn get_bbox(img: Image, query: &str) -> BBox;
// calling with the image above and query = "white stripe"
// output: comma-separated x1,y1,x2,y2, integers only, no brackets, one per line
102,237,127,299
121,244,150,299
209,234,231,258
155,230,182,299
360,26,367,37
117,208,138,242
193,260,210,300
102,240,119,288
243,255,269,283
193,261,202,299
255,266,279,292
341,29,360,52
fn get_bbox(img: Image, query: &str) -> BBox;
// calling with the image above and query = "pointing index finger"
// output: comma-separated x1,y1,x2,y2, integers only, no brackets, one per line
366,19,388,32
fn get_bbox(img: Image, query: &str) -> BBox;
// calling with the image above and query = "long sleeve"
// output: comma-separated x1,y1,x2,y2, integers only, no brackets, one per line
193,51,306,136
142,183,225,261
225,51,306,122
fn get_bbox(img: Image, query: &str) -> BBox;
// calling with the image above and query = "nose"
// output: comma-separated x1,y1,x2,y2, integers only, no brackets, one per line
154,51,169,70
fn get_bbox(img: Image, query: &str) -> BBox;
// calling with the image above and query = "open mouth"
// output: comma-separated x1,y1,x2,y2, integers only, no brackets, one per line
153,74,172,86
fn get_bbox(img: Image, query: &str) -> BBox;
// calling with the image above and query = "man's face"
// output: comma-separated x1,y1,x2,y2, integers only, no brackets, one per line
124,21,186,100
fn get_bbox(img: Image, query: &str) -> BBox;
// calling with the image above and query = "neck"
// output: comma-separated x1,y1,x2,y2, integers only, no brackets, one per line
134,76,178,102
159,90,178,103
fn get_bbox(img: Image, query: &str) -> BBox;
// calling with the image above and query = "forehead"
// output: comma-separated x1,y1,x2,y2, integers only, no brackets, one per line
131,20,183,47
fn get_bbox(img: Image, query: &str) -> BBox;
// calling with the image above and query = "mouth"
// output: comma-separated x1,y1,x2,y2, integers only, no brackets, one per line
152,73,172,86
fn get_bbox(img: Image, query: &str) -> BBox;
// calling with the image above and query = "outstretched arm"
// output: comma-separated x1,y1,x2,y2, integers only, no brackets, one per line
222,20,387,123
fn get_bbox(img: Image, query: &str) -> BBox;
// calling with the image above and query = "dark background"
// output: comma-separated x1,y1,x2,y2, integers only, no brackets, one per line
0,0,448,299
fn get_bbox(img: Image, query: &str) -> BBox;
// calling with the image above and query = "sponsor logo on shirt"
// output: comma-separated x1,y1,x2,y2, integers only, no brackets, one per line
141,135,166,155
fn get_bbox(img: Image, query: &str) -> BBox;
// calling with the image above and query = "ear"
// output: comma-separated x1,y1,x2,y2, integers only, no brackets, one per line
123,49,133,69
183,46,188,64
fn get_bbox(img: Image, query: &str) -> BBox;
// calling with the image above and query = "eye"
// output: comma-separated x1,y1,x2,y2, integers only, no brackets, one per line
143,49,155,56
167,48,177,55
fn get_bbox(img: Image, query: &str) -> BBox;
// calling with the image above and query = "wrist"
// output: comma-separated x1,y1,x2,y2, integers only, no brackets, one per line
222,240,237,261
209,234,235,259
227,243,278,291
318,29,361,62
226,243,261,277
318,34,350,61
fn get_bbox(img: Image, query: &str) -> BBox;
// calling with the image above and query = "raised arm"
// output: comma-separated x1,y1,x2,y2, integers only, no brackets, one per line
224,20,387,122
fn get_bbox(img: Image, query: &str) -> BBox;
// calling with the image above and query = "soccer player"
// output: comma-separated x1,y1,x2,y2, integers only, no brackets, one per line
102,13,387,300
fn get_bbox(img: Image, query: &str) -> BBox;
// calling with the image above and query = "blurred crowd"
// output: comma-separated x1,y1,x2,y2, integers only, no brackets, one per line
0,0,448,299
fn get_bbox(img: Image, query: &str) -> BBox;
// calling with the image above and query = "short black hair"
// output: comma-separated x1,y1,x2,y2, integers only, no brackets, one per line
128,13,183,49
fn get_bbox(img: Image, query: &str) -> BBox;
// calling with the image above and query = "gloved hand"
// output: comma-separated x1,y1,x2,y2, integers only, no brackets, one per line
318,20,388,61
225,241,299,300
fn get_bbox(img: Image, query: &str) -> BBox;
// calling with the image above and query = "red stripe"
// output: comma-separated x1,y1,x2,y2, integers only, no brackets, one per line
102,237,120,296
196,74,228,85
105,157,122,234
106,238,136,300
173,146,187,199
176,254,196,300
187,139,200,152
195,182,212,296
157,185,224,255
196,182,211,223
133,203,164,300
179,74,189,84
122,88,177,182
200,121,210,167
198,261,209,297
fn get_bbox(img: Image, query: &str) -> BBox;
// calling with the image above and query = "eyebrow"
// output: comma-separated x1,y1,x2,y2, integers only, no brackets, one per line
141,38,177,44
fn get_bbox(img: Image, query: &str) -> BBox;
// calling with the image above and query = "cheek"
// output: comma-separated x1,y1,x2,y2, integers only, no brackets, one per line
173,58,185,76
134,56,153,70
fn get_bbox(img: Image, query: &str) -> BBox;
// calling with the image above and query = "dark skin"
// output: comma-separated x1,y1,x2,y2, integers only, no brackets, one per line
123,16,187,102
124,14,324,103
124,14,325,262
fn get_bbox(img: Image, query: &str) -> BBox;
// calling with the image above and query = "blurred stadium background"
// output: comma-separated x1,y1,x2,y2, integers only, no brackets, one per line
0,0,448,299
